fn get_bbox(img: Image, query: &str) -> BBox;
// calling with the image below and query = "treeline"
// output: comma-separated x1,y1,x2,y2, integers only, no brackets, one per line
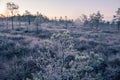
0,13,49,23
0,13,73,24
0,2,120,32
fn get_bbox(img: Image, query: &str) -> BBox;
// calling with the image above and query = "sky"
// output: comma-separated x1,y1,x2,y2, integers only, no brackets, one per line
0,0,120,21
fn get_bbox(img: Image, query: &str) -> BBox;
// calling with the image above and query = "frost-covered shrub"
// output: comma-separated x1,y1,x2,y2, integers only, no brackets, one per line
0,22,120,80
37,30,52,39
0,38,30,59
32,31,107,80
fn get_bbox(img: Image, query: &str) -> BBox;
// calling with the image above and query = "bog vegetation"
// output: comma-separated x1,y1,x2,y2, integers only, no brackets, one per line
0,2,120,80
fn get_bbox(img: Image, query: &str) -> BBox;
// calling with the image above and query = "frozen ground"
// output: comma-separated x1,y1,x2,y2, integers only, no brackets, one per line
0,23,120,80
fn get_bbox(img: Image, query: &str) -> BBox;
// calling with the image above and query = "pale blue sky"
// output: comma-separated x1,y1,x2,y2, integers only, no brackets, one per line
0,0,120,20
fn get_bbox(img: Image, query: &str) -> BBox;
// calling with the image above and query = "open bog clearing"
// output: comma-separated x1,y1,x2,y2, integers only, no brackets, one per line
0,22,120,80
0,0,120,80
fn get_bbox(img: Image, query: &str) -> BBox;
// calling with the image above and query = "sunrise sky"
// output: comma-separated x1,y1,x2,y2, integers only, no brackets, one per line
0,0,120,21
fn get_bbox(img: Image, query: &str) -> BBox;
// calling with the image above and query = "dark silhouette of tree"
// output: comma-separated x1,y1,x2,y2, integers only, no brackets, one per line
64,16,68,29
0,14,5,27
23,10,32,31
89,11,103,29
24,10,31,25
59,16,63,23
80,14,88,27
17,14,21,26
34,12,43,33
54,16,58,25
6,2,19,29
113,8,120,32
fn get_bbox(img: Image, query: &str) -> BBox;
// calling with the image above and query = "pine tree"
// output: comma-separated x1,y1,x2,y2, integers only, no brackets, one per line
34,12,43,33
6,2,19,29
113,8,120,32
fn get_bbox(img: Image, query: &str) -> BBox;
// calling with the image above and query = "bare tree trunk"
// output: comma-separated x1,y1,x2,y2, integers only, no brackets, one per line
11,11,14,30
118,22,120,32
12,17,14,29
28,16,31,25
6,17,8,29
18,16,21,27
